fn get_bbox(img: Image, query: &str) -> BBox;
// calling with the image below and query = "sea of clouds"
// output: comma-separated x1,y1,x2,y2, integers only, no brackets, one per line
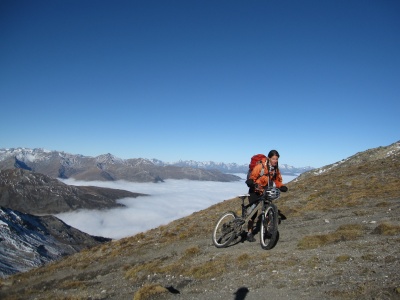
56,174,297,239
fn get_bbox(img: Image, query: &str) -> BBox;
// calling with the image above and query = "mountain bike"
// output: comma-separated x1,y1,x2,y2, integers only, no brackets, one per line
212,187,280,250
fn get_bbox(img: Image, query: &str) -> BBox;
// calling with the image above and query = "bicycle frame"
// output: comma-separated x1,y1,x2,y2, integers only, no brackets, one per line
238,192,273,219
212,187,280,250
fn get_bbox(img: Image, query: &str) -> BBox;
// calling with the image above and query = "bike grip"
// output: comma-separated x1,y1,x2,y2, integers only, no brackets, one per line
279,186,288,192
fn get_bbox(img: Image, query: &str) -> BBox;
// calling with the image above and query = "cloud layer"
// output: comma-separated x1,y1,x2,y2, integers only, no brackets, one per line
56,175,296,239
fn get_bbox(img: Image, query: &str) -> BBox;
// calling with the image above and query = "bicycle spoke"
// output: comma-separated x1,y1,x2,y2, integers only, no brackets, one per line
260,204,278,250
212,212,241,248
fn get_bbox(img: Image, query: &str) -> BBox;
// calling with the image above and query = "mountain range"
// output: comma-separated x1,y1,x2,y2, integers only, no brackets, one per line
0,148,312,183
150,157,313,175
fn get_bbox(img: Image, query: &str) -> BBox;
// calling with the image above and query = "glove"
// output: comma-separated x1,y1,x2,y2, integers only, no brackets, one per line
279,186,288,192
245,179,255,188
254,184,263,194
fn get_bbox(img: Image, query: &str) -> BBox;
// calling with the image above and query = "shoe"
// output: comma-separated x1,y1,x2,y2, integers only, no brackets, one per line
247,232,256,242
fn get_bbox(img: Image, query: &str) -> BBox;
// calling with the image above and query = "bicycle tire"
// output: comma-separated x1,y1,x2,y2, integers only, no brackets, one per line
212,211,241,248
260,203,278,250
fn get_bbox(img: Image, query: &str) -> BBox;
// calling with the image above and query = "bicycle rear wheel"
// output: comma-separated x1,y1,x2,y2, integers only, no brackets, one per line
260,203,278,250
212,211,241,248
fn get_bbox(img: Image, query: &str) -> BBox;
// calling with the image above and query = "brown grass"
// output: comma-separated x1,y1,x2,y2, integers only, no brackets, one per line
335,254,352,262
60,280,87,290
326,284,369,298
186,258,226,279
183,245,201,257
124,243,232,282
280,156,400,217
297,224,366,250
133,284,168,300
125,258,165,281
372,222,400,235
361,254,378,262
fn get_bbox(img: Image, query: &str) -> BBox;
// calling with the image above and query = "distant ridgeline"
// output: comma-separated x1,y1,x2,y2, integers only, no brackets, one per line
155,159,314,175
0,148,239,182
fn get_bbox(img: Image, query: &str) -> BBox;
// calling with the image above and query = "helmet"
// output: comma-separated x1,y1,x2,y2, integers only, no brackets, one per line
265,187,280,200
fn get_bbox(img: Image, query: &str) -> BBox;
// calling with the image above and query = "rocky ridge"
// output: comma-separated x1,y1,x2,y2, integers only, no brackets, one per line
0,206,110,278
297,140,400,181
0,169,146,214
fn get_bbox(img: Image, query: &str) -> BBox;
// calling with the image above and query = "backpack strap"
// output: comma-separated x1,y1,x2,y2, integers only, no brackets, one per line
267,163,278,187
259,165,265,177
258,160,268,178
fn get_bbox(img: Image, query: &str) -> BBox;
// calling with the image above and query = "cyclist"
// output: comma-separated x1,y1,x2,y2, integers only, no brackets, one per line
245,149,288,242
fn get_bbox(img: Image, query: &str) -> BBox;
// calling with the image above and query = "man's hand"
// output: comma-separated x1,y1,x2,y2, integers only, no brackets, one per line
279,186,288,192
254,184,263,194
245,179,255,188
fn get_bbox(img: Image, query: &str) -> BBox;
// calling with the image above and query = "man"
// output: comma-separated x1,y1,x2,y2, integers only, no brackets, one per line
245,149,288,242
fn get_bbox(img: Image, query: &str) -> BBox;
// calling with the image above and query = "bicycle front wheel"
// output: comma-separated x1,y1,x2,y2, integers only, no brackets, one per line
212,211,240,248
260,203,278,250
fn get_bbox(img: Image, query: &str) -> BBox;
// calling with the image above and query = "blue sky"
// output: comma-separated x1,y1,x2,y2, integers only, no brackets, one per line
1,0,399,168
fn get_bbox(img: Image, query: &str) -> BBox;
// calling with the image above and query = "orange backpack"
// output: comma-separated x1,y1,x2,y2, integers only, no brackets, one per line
247,154,267,179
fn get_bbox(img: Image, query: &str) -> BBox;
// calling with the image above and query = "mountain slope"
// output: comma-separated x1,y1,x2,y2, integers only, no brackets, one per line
0,169,146,214
0,206,110,278
0,141,399,299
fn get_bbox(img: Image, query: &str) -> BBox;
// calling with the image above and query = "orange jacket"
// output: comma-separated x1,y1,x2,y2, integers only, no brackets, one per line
249,159,283,190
